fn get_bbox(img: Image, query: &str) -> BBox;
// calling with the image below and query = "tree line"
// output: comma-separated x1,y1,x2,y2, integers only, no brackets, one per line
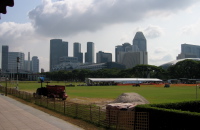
42,59,200,81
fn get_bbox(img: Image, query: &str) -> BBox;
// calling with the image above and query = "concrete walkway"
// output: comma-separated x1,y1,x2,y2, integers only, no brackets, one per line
0,94,83,130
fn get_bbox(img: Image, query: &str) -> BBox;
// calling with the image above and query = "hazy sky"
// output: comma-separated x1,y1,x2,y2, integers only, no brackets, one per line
1,0,200,72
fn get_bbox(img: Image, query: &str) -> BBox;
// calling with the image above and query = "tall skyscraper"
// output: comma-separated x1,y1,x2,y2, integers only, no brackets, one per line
73,42,83,63
115,43,131,62
1,45,8,72
115,31,148,68
133,31,147,52
50,39,68,71
32,56,39,73
85,42,94,63
28,52,30,71
118,51,148,69
96,51,112,63
8,52,25,72
177,43,200,59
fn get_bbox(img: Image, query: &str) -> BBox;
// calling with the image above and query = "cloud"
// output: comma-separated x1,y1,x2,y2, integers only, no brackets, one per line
149,47,174,66
149,54,173,66
143,25,164,39
0,22,35,44
28,0,199,37
180,19,200,36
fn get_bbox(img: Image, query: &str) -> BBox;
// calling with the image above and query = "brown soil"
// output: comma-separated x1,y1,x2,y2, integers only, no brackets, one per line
68,97,114,106
8,95,107,130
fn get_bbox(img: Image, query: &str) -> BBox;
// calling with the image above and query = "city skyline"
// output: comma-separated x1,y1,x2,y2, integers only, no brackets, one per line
1,0,200,71
1,45,39,73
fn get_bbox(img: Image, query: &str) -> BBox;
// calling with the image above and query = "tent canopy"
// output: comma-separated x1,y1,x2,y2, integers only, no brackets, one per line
86,78,162,84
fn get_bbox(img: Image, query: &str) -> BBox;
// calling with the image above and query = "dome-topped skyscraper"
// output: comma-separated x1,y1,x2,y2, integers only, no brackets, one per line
132,31,147,52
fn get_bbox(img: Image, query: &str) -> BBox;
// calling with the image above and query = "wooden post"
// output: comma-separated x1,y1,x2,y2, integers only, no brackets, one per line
90,105,92,122
54,99,56,110
64,101,66,114
98,107,100,125
108,109,111,128
47,98,48,108
75,103,78,118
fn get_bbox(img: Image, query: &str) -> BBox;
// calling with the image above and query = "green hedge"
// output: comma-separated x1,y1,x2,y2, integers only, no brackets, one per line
135,101,200,130
151,100,200,112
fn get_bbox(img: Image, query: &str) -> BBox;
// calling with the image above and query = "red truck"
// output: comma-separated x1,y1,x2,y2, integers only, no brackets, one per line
36,85,68,100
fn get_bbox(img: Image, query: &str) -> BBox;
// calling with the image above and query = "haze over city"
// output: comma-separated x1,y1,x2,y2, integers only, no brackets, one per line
1,0,200,71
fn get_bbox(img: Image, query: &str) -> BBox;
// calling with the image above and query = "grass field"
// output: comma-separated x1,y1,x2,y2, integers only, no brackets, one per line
2,81,200,104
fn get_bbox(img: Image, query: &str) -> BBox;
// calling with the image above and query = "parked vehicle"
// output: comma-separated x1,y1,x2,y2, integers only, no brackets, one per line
36,85,68,100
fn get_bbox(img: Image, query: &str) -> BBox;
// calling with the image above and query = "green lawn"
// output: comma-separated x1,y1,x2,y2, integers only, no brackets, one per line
2,81,200,104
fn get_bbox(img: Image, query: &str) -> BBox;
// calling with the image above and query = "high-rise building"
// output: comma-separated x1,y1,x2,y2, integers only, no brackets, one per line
41,68,44,73
24,52,31,72
115,43,132,62
50,39,68,71
177,43,200,59
1,45,8,72
96,51,112,63
85,42,94,63
32,56,39,73
28,52,30,71
73,42,83,63
115,31,148,68
133,31,147,52
118,51,148,69
8,52,25,73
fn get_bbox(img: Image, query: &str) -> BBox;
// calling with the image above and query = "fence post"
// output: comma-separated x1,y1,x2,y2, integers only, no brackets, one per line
116,110,119,129
47,98,48,108
64,101,66,114
54,99,55,110
108,109,111,128
75,103,78,118
98,106,100,125
90,105,92,122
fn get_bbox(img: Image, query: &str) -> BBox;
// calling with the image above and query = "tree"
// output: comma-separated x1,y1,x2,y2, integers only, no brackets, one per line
168,59,199,79
132,64,164,78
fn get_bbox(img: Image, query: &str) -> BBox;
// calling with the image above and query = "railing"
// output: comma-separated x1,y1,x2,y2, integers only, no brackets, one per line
0,86,149,130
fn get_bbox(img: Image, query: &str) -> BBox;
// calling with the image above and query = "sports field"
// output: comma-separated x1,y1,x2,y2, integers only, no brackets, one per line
3,81,200,104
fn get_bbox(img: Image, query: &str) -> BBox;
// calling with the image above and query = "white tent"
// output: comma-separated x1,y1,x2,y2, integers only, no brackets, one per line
86,78,162,85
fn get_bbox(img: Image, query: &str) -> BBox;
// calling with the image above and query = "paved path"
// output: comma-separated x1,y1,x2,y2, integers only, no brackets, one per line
0,94,83,130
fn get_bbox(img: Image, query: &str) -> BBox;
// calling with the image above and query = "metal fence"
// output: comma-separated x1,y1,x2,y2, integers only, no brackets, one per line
0,86,149,130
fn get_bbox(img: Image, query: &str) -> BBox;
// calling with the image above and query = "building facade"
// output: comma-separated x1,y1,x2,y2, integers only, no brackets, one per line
50,39,68,71
7,52,25,73
1,45,8,72
118,51,148,69
32,56,39,73
177,43,200,59
132,31,147,52
73,42,83,63
115,43,132,62
115,31,148,68
96,51,112,63
85,42,94,63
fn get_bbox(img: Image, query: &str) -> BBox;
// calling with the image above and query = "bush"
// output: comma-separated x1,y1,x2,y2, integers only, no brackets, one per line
135,101,200,130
